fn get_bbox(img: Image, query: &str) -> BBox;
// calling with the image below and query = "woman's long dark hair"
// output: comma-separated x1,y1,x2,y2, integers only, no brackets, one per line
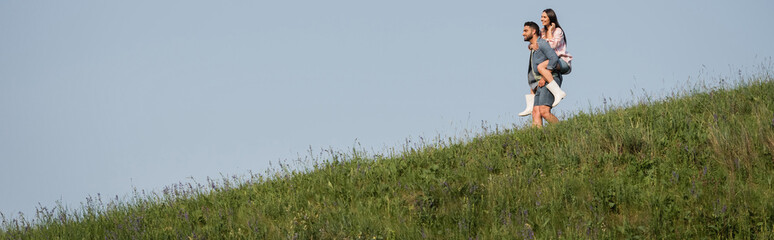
542,8,567,44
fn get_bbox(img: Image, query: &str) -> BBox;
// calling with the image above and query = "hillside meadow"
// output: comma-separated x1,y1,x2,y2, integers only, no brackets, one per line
2,70,773,239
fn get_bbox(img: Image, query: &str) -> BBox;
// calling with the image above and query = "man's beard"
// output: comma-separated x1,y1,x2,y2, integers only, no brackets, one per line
524,35,533,42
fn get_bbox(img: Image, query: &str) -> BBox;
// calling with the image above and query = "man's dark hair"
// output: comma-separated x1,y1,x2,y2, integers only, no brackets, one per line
524,21,540,36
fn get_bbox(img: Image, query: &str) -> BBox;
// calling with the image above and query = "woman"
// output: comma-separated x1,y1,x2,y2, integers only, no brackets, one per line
539,8,572,76
519,8,573,116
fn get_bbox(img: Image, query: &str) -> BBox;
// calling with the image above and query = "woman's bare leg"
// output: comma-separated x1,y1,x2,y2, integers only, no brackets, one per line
537,60,554,83
537,60,566,107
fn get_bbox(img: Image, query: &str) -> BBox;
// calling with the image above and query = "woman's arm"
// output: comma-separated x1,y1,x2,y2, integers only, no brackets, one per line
544,24,555,41
545,27,564,49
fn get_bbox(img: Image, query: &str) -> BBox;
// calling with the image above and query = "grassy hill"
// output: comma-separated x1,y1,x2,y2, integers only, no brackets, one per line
3,73,774,239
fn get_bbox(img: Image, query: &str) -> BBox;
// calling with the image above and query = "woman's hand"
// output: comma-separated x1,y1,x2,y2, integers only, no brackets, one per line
545,23,556,39
538,79,546,87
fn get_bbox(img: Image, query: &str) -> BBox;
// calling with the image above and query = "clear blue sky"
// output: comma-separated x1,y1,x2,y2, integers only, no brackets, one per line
2,0,773,218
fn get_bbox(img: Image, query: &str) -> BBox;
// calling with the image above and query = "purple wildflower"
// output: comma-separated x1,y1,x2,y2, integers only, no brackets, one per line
501,210,511,226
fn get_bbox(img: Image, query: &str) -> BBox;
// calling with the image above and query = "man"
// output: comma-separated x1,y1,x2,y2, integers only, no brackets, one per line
523,21,562,127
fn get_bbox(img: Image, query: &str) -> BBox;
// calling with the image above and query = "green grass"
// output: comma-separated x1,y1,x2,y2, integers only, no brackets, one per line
3,71,774,239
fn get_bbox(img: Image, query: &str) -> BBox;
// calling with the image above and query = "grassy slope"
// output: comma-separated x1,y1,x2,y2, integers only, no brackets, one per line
3,76,774,239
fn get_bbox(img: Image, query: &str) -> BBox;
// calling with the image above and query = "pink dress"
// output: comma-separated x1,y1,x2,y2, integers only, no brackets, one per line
541,28,572,66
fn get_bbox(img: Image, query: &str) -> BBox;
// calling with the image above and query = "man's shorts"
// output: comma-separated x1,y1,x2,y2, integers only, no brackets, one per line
534,75,562,107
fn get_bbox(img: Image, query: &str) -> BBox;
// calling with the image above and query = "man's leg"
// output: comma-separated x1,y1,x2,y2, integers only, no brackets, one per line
537,106,559,124
532,106,543,127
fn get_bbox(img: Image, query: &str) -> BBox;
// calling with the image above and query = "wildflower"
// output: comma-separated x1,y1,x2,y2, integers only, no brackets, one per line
500,209,512,226
524,223,535,239
469,184,478,194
